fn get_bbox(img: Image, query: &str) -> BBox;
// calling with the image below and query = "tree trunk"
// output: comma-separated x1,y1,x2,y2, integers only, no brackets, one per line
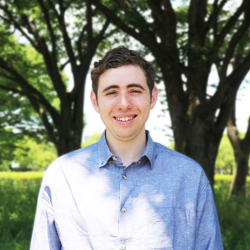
227,107,250,196
229,152,249,195
159,62,226,187
185,119,220,188
54,78,85,156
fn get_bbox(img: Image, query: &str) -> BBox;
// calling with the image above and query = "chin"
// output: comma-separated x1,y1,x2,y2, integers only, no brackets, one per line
113,129,142,142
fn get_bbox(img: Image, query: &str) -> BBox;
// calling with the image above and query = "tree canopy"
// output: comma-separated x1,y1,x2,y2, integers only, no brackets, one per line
0,0,113,156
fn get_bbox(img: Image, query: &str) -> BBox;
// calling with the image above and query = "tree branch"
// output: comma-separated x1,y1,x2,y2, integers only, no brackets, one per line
214,0,247,51
47,0,62,23
37,107,57,145
226,103,240,150
0,57,60,127
70,20,110,100
211,50,250,111
188,0,208,45
147,0,177,45
243,116,250,152
86,2,93,48
205,0,227,36
219,6,250,81
0,5,39,51
0,72,18,82
0,84,24,95
60,59,70,71
91,0,163,60
37,0,57,56
77,23,88,60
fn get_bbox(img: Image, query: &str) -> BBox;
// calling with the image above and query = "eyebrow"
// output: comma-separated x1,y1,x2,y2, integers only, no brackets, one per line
102,83,145,93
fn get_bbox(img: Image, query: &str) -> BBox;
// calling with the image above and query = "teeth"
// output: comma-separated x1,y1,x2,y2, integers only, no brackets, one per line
116,116,133,121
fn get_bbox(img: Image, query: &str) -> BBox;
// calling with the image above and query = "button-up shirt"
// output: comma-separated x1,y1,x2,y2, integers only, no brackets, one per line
30,131,223,250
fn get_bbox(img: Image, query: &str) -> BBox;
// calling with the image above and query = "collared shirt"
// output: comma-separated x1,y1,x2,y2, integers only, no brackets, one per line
30,131,223,250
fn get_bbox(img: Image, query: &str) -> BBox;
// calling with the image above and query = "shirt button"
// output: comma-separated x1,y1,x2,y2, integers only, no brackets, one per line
121,245,126,249
109,161,112,164
122,207,127,212
138,161,141,164
113,156,117,161
123,174,127,180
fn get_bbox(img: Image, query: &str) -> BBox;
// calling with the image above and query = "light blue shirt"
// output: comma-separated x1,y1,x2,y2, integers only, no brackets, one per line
30,131,223,250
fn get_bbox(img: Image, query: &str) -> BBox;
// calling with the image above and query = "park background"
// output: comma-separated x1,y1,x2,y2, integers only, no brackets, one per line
0,0,250,249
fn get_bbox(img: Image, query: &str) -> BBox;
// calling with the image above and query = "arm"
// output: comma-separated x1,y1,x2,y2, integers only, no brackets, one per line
195,174,224,249
30,174,61,250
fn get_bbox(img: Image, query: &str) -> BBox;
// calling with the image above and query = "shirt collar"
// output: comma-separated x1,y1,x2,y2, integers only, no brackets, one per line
98,130,156,169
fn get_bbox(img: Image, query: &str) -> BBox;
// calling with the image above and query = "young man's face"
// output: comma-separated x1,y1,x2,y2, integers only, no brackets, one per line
90,65,158,142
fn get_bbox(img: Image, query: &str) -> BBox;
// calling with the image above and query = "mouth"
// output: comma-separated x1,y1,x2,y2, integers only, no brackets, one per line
113,115,137,122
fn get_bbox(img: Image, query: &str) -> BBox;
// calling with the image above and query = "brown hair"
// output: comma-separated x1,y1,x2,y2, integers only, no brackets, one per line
91,46,156,97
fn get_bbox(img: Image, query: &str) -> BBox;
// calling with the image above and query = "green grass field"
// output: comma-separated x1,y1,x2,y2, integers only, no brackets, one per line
0,172,249,250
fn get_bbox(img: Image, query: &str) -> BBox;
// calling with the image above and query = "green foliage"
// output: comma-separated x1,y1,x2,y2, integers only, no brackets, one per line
0,129,21,169
0,172,43,250
81,133,102,148
0,34,58,144
0,136,57,171
215,136,235,174
214,175,250,250
215,134,250,174
13,136,57,171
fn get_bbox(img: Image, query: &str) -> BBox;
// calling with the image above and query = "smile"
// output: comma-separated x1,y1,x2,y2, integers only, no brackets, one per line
114,115,137,122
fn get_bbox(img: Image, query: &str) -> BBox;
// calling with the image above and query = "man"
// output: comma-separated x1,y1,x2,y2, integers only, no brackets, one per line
30,46,223,249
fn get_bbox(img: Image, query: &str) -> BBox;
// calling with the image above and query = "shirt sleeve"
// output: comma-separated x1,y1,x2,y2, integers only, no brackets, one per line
30,174,61,250
195,173,224,250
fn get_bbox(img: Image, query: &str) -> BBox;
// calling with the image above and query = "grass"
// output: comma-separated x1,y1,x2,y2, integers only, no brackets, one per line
0,172,43,250
214,175,250,250
0,172,249,250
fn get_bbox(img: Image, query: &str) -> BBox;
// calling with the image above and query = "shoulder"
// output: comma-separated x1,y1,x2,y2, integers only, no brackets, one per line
153,142,207,182
43,143,99,183
154,142,200,166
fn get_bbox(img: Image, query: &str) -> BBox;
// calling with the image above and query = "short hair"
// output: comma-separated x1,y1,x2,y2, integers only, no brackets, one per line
91,46,156,97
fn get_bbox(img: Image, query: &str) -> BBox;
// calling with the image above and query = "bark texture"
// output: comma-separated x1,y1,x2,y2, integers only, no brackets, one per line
227,105,250,196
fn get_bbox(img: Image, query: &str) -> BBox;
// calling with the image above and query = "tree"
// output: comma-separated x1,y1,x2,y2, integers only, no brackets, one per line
215,135,234,175
227,105,250,196
0,0,112,156
12,136,57,171
92,0,250,186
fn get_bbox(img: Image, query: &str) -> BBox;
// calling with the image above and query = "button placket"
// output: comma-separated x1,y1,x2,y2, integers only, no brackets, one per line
119,168,132,248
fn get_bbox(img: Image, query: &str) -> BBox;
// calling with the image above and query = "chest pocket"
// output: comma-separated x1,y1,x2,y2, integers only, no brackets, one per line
149,207,188,250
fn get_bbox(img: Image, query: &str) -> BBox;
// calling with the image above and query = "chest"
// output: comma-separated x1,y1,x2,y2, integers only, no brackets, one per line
52,166,195,249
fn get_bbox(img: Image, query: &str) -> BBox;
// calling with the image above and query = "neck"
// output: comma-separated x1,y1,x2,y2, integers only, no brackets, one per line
106,129,147,167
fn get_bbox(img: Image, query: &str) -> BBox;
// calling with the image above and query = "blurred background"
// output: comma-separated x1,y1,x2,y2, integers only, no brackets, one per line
0,0,250,249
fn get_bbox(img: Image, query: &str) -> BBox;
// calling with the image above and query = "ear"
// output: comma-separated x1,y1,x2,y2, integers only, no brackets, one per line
150,86,158,110
90,90,100,113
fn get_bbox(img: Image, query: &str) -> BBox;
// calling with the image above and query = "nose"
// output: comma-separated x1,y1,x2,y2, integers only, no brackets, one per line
116,92,132,110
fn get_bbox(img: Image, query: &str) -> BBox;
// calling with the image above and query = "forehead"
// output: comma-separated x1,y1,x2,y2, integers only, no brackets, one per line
98,65,147,90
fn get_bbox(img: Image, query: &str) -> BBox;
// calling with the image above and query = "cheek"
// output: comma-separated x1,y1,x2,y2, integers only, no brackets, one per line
99,100,116,116
135,99,151,112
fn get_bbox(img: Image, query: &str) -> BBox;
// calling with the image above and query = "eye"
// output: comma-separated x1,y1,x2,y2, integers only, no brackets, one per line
130,89,142,94
106,91,117,95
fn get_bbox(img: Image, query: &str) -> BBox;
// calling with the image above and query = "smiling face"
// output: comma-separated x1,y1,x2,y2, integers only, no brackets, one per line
90,65,158,143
